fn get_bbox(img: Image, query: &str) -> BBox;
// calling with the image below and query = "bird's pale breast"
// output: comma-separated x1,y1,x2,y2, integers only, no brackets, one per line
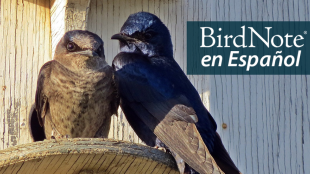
46,63,114,138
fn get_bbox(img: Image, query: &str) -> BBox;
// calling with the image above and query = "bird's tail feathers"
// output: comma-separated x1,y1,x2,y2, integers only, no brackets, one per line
212,132,241,174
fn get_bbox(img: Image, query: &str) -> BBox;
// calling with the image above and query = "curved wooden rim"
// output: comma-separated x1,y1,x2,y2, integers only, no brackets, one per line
0,138,177,169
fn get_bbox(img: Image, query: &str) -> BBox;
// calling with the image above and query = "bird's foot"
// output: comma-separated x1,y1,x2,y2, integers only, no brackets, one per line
154,138,169,153
50,129,68,140
154,145,167,152
50,130,57,141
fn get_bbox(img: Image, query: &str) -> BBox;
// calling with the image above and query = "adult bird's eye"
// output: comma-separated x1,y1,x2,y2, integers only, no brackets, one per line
67,42,76,51
145,31,155,39
145,33,152,39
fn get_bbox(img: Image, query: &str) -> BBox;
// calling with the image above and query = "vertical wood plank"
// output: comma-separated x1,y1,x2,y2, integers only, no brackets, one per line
0,0,51,150
0,0,5,150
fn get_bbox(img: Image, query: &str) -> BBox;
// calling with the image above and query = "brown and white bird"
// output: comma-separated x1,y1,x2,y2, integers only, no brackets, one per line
30,30,118,141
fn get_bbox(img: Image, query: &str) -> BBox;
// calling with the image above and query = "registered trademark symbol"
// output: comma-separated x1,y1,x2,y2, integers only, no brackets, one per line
304,31,307,34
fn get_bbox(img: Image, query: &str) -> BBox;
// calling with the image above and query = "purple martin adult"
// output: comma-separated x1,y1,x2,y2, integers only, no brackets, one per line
31,30,118,141
111,12,240,174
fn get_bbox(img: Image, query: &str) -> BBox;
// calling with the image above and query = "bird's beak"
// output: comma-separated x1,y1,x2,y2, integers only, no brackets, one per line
111,33,138,42
77,50,99,57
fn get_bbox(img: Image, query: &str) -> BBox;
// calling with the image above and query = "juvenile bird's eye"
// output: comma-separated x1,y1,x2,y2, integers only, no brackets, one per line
67,42,76,51
95,45,104,57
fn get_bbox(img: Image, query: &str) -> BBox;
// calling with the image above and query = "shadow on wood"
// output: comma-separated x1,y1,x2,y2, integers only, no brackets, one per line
0,138,178,174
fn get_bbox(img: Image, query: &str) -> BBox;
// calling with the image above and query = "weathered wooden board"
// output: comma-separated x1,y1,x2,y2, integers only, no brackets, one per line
0,138,178,174
0,0,51,149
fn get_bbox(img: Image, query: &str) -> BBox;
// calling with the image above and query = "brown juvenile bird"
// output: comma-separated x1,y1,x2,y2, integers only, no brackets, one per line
31,30,118,140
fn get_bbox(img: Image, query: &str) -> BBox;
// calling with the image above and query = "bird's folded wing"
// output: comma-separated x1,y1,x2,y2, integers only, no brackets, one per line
120,83,223,174
116,63,198,124
116,61,223,174
155,117,224,174
35,61,52,127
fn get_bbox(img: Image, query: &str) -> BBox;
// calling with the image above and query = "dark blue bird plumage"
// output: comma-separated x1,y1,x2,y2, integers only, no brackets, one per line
112,12,240,174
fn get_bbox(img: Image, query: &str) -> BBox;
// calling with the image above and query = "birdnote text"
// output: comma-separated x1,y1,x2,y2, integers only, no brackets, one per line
187,22,310,74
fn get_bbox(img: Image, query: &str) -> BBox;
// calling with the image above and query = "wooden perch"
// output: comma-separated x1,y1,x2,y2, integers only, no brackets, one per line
0,138,178,174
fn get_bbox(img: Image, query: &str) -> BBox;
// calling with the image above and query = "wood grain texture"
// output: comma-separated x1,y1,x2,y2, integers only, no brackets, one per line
50,0,67,58
86,0,310,174
0,0,51,150
0,138,178,174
